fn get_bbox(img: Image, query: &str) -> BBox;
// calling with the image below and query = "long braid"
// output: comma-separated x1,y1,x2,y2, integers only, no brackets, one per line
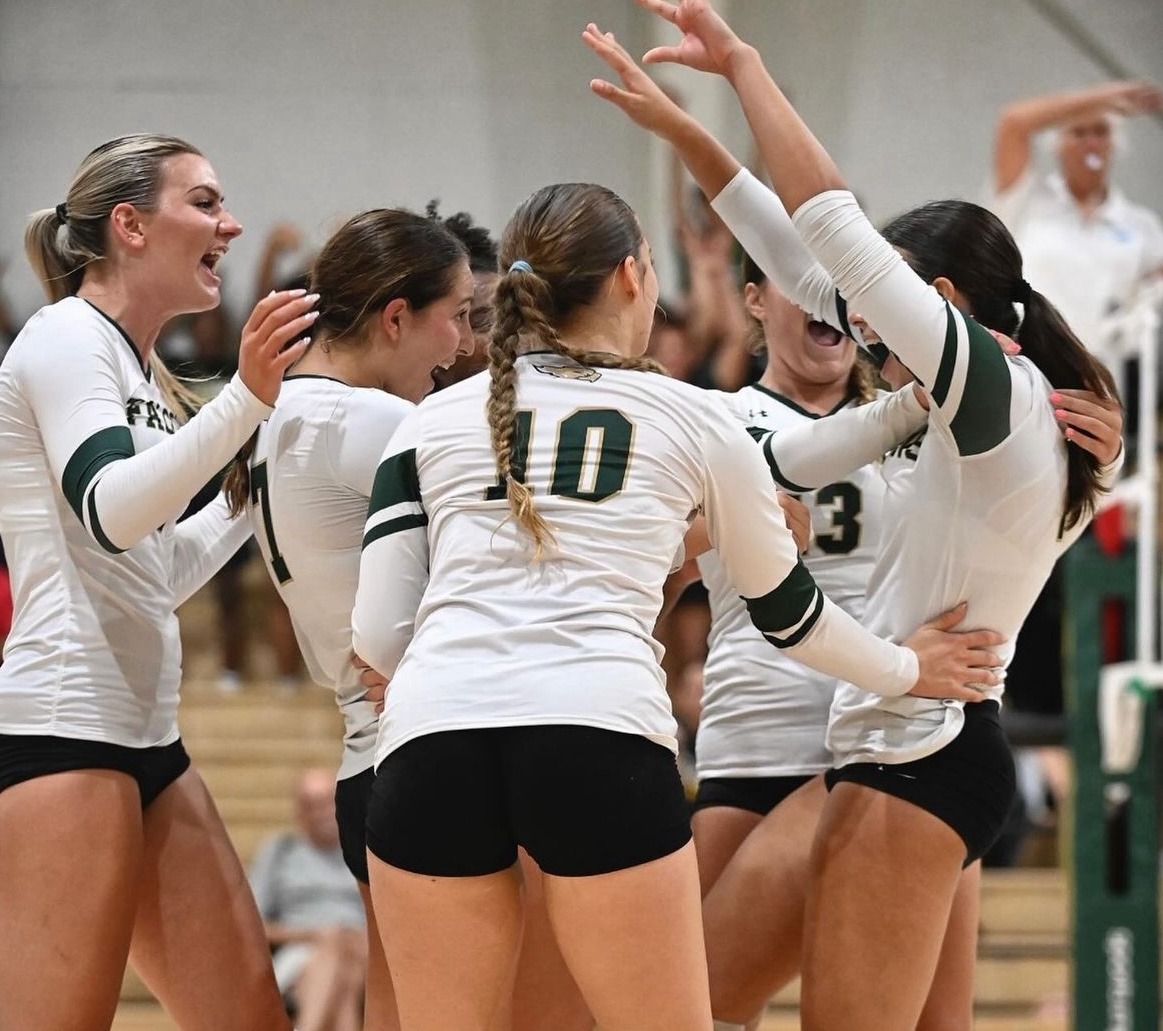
487,277,558,557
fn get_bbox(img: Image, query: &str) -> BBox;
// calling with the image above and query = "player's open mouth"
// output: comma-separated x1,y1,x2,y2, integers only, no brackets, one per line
807,320,842,348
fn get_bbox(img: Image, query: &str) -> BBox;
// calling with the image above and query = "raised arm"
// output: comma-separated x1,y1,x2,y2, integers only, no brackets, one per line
584,24,846,334
994,81,1162,194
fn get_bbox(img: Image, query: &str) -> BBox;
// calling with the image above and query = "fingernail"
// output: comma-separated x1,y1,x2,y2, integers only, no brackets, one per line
305,309,320,320
287,288,307,297
305,292,320,303
1049,392,1060,402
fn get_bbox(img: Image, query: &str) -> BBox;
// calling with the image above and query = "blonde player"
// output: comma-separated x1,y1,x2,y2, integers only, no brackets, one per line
0,134,313,1030
222,207,475,1030
608,3,1124,1028
350,180,1006,1031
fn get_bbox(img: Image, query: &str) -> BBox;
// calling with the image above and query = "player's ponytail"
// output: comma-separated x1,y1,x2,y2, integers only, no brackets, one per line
882,200,1118,532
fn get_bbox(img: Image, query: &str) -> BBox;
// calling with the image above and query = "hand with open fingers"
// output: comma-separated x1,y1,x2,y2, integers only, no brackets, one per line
1099,80,1163,117
777,492,812,554
583,23,690,139
352,655,388,714
1050,388,1123,465
637,0,749,78
237,288,318,406
902,602,1006,702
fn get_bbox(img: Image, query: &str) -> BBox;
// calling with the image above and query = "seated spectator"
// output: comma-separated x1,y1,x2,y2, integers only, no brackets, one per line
249,767,367,1031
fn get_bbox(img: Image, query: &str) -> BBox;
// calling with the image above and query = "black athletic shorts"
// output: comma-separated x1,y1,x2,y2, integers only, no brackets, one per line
366,725,692,878
825,700,1015,865
692,774,815,816
0,733,191,808
335,767,375,885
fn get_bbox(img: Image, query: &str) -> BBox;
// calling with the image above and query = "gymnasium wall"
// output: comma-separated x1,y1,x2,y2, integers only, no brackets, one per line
1,0,1161,321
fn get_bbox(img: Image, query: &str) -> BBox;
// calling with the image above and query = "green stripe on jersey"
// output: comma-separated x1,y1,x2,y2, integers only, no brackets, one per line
744,559,823,646
761,435,811,492
362,512,428,550
86,489,125,554
948,317,1012,456
61,426,134,521
929,304,959,406
368,448,422,517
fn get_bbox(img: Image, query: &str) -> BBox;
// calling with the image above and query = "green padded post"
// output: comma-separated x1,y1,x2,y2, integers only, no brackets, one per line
1064,535,1158,1030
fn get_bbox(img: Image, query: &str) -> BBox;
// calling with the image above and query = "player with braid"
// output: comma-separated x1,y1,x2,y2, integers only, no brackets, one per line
351,181,1004,1031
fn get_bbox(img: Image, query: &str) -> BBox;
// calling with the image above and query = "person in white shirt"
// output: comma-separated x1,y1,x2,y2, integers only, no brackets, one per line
0,133,313,1030
352,176,1006,1031
224,204,476,1031
990,80,1163,365
601,4,1123,1029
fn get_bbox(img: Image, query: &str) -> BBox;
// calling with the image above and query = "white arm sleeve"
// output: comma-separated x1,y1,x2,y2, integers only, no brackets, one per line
751,385,927,491
711,168,854,335
793,191,1020,456
351,415,429,677
171,493,254,607
700,400,918,696
29,330,272,554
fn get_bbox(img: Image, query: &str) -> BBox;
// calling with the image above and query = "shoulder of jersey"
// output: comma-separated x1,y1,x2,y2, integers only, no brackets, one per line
7,297,111,365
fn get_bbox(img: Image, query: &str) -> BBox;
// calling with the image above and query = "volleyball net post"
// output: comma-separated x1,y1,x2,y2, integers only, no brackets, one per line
1064,285,1161,1030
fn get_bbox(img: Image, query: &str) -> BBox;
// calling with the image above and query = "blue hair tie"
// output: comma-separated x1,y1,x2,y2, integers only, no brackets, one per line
508,260,533,275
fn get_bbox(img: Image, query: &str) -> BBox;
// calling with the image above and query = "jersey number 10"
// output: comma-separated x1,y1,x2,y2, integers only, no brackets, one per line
485,408,633,503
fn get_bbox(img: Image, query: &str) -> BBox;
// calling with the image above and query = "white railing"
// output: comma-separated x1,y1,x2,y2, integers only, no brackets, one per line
1092,279,1163,771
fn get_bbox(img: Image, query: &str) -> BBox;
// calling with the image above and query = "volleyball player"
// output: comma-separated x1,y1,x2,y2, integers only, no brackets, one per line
0,134,314,1030
223,207,475,1030
609,3,1123,1027
350,177,1007,1030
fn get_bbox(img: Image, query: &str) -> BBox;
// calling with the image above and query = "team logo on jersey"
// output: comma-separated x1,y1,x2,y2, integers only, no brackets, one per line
126,397,180,434
885,427,925,462
531,359,602,382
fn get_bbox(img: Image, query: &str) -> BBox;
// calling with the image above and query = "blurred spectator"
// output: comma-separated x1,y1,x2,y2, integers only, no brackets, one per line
990,81,1163,384
249,767,367,1031
987,82,1160,859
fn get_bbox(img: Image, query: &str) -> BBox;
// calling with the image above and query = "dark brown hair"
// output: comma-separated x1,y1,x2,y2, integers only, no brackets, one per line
223,208,467,515
881,199,1118,532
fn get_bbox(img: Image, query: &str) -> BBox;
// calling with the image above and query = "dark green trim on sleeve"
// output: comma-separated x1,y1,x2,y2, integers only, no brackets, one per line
367,448,421,517
362,513,428,550
86,489,125,554
929,304,959,405
745,425,768,443
762,435,812,492
744,558,823,646
948,318,1012,456
833,289,854,338
61,426,135,521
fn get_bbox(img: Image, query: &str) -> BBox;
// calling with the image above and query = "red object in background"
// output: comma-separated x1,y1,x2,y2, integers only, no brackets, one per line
1093,502,1127,665
1093,502,1125,557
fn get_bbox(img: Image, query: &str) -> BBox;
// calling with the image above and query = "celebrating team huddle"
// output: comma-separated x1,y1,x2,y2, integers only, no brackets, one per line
0,1,1132,1030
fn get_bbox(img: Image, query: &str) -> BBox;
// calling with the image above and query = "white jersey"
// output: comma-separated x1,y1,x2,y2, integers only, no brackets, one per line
697,385,885,779
713,173,1121,765
0,297,266,747
353,353,924,768
248,376,413,780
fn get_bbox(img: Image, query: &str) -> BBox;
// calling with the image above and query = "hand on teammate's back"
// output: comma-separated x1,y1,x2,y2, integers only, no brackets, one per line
904,602,1005,702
